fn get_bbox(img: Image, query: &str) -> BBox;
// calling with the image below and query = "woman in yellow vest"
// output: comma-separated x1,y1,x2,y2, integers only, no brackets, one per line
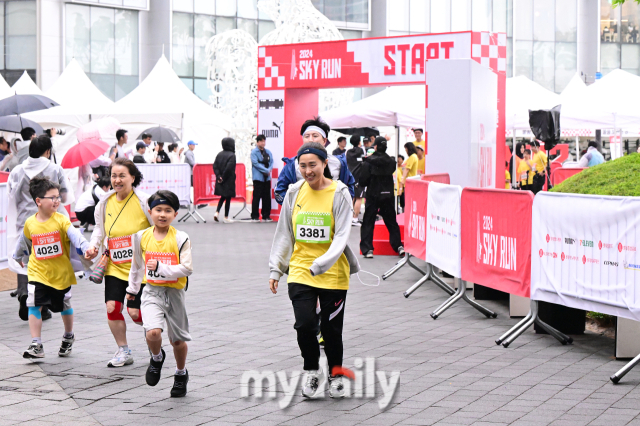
85,157,152,368
269,141,360,400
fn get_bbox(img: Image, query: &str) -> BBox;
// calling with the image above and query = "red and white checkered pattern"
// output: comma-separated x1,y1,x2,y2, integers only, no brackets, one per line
471,32,507,75
258,47,285,88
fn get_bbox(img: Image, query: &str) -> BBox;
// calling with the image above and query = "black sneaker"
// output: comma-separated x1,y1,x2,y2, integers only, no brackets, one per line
145,348,165,386
18,295,28,321
170,370,189,397
41,308,52,321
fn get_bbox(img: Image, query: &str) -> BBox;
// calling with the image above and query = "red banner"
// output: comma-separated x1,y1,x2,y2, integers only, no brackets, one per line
193,163,247,206
460,188,533,297
551,167,585,186
404,179,429,261
421,173,450,184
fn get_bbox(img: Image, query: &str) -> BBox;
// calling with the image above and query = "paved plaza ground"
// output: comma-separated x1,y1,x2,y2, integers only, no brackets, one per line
1,205,640,426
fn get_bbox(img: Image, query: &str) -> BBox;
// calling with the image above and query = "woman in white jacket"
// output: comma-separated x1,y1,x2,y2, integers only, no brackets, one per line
85,157,153,368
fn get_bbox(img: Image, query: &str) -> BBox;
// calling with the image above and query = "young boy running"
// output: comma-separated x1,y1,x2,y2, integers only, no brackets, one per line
126,190,193,397
14,177,90,359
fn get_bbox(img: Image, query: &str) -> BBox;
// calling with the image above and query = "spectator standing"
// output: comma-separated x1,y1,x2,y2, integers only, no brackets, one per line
132,142,147,164
578,141,605,168
346,135,365,227
359,137,404,259
250,134,274,222
213,137,237,223
332,136,347,156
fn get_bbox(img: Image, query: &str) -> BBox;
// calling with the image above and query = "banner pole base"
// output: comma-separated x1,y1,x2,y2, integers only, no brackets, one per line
610,352,640,384
499,300,573,348
430,277,497,320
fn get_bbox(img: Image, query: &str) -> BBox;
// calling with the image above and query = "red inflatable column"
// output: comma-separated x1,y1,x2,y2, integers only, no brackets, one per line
284,89,319,158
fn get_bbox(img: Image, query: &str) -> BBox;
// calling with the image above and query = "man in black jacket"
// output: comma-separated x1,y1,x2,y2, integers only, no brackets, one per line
359,137,404,259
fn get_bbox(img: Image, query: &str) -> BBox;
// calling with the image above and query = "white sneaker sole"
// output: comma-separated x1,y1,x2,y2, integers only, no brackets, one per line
108,358,134,367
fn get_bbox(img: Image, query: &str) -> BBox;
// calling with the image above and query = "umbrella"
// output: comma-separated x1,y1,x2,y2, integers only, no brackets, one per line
138,126,180,143
60,138,110,169
0,115,43,134
0,94,59,116
333,127,380,138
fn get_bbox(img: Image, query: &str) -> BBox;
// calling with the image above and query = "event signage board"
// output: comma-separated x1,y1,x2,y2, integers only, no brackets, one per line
531,192,640,321
136,164,191,206
404,178,429,261
426,182,462,277
461,188,533,297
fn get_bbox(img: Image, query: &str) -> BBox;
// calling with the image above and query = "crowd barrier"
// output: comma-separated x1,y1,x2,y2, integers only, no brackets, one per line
187,163,249,223
551,167,585,186
136,163,192,206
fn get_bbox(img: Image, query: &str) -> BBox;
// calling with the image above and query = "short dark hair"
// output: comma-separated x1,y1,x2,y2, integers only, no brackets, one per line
29,176,60,202
337,136,346,143
20,127,36,141
116,129,128,141
256,134,266,142
404,142,418,156
29,135,52,159
300,116,330,138
141,133,151,140
297,142,332,179
588,141,598,149
110,157,143,187
148,190,180,212
96,175,111,189
413,128,424,133
349,135,361,147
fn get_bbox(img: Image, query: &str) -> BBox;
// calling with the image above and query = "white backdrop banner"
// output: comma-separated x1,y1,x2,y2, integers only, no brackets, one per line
136,164,192,206
532,192,640,321
426,182,462,277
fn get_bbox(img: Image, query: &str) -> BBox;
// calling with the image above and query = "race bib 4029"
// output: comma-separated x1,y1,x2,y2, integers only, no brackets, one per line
296,212,331,244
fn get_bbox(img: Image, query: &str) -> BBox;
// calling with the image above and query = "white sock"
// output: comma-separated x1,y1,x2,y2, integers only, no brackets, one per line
175,367,186,375
152,351,163,362
32,337,41,344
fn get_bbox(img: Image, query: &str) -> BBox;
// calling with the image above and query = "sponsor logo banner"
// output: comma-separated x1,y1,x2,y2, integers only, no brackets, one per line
531,192,640,321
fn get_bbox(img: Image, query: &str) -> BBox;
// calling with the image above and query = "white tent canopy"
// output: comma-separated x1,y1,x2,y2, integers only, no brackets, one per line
320,85,425,129
506,76,560,130
11,71,43,95
94,55,232,163
562,69,640,129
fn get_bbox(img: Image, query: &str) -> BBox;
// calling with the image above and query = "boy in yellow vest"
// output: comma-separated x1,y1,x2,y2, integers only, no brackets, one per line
126,190,193,397
14,177,90,359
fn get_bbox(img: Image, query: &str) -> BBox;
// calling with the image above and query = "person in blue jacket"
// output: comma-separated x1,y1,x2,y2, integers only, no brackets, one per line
275,117,355,205
251,134,274,222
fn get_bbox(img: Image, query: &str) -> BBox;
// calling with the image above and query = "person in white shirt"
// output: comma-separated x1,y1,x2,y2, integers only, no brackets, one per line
74,176,110,229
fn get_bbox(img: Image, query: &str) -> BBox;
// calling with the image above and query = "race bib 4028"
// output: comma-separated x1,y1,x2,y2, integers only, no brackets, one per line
296,212,331,244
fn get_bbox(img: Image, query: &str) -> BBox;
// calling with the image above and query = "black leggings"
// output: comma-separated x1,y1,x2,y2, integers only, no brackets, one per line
216,196,231,217
288,283,347,374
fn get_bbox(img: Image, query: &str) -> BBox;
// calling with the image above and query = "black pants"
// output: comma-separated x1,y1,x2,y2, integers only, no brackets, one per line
75,206,96,225
216,196,231,217
288,283,347,374
360,195,402,254
251,180,272,220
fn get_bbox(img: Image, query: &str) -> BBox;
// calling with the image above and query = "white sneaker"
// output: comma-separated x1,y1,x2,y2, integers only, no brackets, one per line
351,218,361,227
301,369,326,398
108,347,134,367
329,376,346,398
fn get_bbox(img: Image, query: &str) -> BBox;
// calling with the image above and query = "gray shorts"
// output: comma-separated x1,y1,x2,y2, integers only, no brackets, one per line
141,285,191,343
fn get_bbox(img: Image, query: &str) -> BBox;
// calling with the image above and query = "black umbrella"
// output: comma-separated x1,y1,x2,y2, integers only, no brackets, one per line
0,94,59,116
0,115,43,134
137,126,180,143
333,127,380,138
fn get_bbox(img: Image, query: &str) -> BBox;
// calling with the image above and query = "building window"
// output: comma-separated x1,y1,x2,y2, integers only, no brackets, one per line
65,3,139,101
171,1,276,100
600,0,640,76
311,0,370,29
0,1,36,85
